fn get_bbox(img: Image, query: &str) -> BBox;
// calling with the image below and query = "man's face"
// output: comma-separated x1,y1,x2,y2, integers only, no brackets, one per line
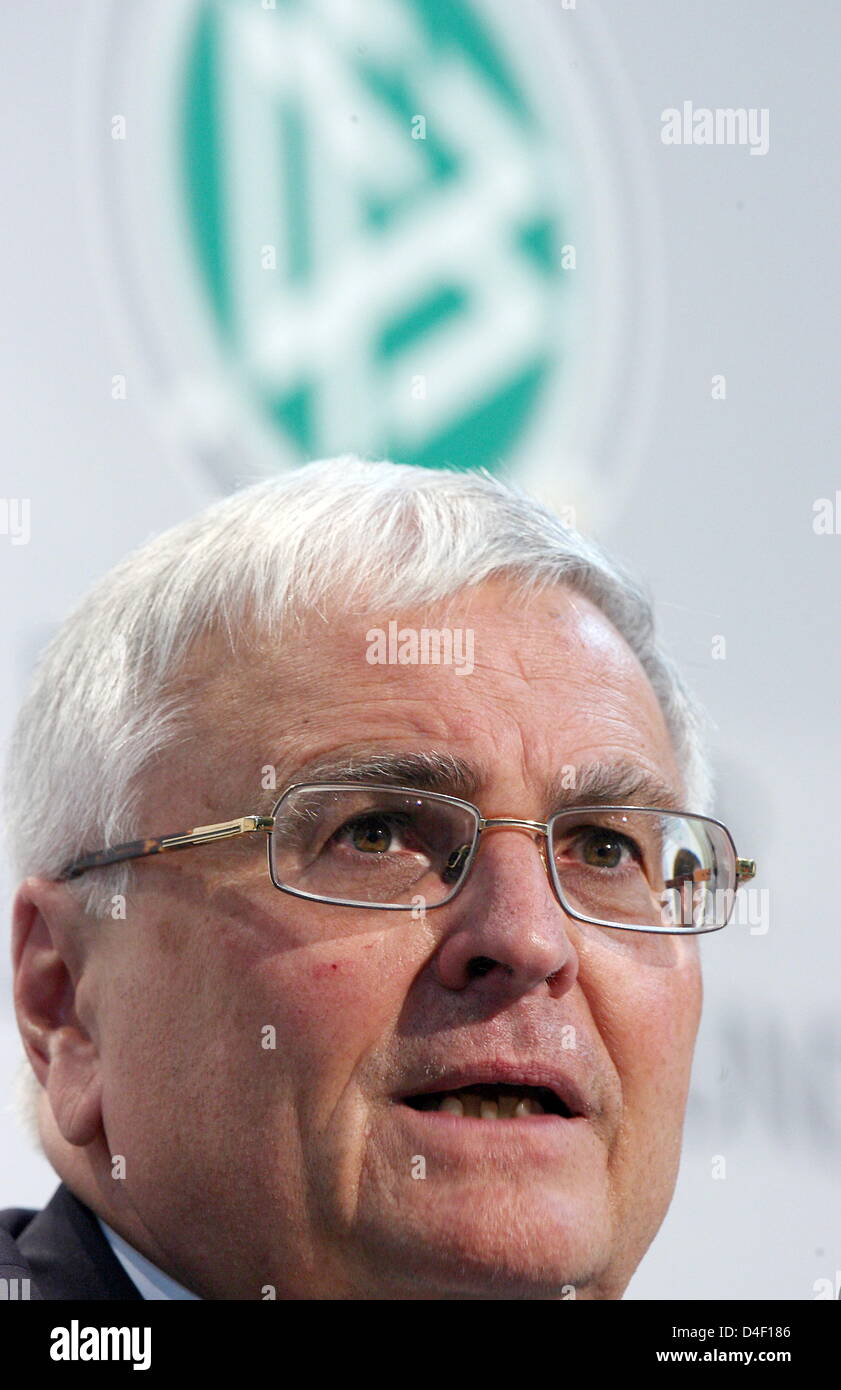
50,579,702,1299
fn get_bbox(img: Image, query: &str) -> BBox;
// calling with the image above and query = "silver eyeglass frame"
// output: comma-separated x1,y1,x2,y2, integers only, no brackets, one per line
57,780,757,937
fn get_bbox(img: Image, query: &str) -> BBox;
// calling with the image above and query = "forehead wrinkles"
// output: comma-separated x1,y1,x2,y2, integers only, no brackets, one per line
162,587,676,800
287,591,633,691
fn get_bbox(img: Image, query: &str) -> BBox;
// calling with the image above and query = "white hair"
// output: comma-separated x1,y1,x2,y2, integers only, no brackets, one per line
5,454,714,901
5,455,713,1129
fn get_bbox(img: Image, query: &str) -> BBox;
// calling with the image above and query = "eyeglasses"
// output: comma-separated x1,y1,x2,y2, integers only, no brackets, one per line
57,782,756,935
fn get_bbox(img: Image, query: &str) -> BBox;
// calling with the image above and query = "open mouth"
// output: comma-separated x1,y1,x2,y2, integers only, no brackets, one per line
402,1082,573,1119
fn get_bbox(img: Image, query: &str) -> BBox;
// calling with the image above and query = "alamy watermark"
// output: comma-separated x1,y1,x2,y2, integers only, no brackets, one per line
661,102,770,156
366,622,475,676
660,885,769,935
0,498,30,545
50,1321,151,1370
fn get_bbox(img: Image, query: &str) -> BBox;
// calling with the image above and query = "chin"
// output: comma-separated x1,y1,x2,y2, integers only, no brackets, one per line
358,1187,616,1300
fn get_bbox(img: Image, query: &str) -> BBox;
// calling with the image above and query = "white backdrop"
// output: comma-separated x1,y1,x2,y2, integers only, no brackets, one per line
0,0,838,1300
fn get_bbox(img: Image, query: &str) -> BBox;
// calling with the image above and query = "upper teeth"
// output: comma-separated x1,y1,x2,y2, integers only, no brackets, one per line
437,1093,545,1118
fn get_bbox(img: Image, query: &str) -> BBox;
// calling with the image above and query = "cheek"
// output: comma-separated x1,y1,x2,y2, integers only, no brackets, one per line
622,962,702,1136
587,945,702,1276
243,931,412,1095
94,951,222,1159
583,937,702,1122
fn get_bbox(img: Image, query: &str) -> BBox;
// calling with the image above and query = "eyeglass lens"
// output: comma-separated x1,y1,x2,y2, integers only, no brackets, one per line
549,807,735,931
268,785,736,929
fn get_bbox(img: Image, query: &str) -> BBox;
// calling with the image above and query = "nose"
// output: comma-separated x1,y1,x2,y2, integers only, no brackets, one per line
433,824,579,999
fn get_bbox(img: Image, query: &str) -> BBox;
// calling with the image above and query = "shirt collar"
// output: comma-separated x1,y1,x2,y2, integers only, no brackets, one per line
97,1217,201,1300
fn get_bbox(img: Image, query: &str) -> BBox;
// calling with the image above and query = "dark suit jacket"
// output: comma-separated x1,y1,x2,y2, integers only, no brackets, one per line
0,1183,143,1300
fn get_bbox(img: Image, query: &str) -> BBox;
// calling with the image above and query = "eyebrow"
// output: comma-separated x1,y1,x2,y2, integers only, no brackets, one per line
546,762,684,814
282,749,684,813
285,749,483,800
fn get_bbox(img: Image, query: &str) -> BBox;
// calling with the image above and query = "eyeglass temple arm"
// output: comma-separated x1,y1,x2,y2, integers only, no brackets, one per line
57,814,758,886
56,815,276,881
663,859,755,890
663,858,757,890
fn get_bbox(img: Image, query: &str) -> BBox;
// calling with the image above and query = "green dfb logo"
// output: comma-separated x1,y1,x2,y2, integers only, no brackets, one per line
179,0,571,474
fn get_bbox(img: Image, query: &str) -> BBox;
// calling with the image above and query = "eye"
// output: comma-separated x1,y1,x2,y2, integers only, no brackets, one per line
340,814,405,854
576,828,639,869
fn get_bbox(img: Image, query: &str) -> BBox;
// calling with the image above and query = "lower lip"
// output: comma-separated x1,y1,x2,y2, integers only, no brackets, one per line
393,1102,593,1154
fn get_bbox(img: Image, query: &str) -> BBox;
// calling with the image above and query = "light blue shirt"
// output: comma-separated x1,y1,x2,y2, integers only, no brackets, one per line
97,1217,201,1300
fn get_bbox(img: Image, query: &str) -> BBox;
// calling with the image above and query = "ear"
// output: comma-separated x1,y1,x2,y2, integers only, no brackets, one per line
12,878,103,1147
